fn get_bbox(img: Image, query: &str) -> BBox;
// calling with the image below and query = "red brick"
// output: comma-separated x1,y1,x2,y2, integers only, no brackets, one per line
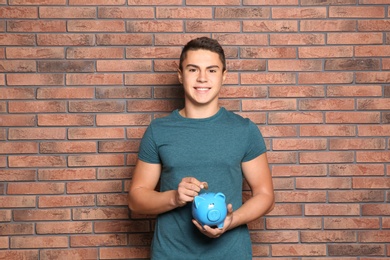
353,177,390,189
296,177,351,189
362,204,390,216
186,21,240,33
7,182,64,195
67,181,122,194
38,115,94,127
268,112,323,124
272,244,326,256
359,20,390,31
272,164,327,177
329,164,385,176
267,217,321,229
0,169,36,181
126,47,181,59
300,151,354,163
215,7,269,19
330,138,385,150
96,33,152,45
327,85,382,97
301,20,356,31
275,191,326,203
69,0,126,4
358,125,390,137
99,7,153,18
40,249,98,260
329,190,385,203
10,0,66,4
100,247,150,259
97,168,132,180
97,194,128,206
9,155,66,168
38,60,94,73
37,87,94,99
39,7,96,18
9,101,66,113
97,60,151,72
6,47,64,59
72,208,129,220
36,222,92,234
241,73,296,84
357,151,390,163
0,196,35,208
11,236,68,249
39,195,95,208
272,7,326,19
37,34,94,46
0,34,35,45
355,46,390,57
243,20,297,32
127,100,183,112
299,72,353,84
96,114,151,126
8,128,66,140
66,74,122,85
0,88,35,99
0,210,12,222
269,86,324,97
327,112,380,124
0,142,38,154
299,46,353,58
0,236,8,248
69,101,125,112
328,33,383,45
127,20,183,32
0,7,37,18
68,128,125,139
241,47,296,58
8,20,66,32
325,217,380,230
0,60,35,72
329,6,385,18
98,140,140,153
186,0,239,4
271,33,325,45
154,33,208,46
328,244,385,256
273,138,326,150
7,74,64,86
0,223,34,235
157,7,212,19
301,231,356,243
305,204,360,216
38,168,96,181
300,98,354,110
97,86,152,99
269,59,321,71
68,20,124,32
40,141,96,153
0,250,38,260
68,154,125,167
251,231,298,243
70,234,127,247
13,209,71,221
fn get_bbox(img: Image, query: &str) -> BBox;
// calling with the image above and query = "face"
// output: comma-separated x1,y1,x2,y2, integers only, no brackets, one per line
178,49,227,109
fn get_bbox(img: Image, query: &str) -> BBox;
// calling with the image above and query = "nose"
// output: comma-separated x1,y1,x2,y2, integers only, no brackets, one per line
197,70,207,83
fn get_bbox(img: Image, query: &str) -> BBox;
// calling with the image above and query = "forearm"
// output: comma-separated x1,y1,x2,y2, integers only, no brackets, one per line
228,192,275,230
128,188,179,215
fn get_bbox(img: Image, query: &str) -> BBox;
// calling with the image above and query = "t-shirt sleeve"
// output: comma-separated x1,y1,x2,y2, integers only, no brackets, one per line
137,124,161,164
242,120,267,162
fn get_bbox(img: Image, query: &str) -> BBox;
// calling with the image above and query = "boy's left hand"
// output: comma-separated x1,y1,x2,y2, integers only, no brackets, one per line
192,203,234,239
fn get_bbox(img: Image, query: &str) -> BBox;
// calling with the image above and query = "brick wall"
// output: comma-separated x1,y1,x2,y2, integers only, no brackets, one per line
1,0,389,259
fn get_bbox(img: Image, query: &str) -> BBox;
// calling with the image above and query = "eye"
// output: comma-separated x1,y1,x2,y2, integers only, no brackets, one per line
188,68,197,72
209,69,217,73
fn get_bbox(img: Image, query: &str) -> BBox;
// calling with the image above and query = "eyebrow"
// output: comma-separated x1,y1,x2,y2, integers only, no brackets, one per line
185,64,220,69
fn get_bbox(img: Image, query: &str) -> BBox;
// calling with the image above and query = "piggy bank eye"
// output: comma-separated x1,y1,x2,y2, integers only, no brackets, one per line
208,203,214,209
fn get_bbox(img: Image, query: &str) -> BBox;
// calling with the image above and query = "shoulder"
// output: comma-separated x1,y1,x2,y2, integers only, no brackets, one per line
222,108,253,127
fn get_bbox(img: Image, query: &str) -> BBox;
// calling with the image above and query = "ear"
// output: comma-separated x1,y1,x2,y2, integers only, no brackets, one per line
222,70,227,84
214,192,226,201
177,69,183,84
194,196,205,208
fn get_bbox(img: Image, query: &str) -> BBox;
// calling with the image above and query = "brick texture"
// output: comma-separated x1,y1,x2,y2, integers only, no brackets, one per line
1,1,389,259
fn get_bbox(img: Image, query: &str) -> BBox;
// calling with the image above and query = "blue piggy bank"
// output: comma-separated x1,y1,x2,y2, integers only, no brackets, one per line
192,192,227,228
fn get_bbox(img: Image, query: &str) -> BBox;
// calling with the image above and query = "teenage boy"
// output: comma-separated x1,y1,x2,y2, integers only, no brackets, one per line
128,37,274,259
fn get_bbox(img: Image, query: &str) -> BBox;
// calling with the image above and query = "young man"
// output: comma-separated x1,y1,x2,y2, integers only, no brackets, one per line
128,37,274,259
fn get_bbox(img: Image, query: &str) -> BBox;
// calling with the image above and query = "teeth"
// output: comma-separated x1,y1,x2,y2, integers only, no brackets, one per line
196,88,209,90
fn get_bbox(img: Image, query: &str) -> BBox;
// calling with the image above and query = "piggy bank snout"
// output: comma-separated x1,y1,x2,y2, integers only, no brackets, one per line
207,209,221,222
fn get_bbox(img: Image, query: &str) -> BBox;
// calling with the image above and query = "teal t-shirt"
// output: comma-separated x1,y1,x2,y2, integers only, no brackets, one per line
137,107,267,260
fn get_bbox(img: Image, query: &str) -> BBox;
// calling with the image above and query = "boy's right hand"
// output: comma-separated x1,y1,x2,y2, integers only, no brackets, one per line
175,177,208,207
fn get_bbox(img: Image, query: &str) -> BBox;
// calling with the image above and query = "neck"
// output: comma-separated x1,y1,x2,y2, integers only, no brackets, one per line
179,104,220,119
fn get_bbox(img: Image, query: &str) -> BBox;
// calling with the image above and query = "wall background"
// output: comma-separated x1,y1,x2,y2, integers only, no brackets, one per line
1,0,389,259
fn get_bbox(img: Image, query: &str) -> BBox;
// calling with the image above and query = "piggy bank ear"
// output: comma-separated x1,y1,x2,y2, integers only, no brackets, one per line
214,192,226,201
194,196,205,208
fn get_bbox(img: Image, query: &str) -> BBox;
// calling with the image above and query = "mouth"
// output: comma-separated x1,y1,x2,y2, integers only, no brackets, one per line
194,87,211,91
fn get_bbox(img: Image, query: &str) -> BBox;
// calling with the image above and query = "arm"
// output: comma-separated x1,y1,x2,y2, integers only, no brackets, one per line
194,153,274,237
128,159,205,215
228,152,275,229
